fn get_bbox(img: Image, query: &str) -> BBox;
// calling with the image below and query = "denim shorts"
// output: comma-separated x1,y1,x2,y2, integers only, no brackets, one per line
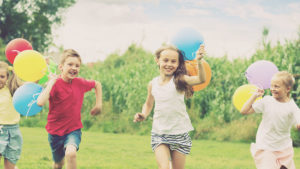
0,124,23,164
151,132,192,155
48,129,82,162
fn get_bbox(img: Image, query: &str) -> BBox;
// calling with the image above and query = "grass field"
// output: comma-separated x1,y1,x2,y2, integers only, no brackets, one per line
13,127,300,169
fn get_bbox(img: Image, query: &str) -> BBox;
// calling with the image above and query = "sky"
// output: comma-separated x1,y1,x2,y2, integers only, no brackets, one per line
52,0,300,63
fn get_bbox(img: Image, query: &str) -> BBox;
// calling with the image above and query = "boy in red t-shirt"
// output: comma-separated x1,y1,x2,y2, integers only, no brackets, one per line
37,49,102,169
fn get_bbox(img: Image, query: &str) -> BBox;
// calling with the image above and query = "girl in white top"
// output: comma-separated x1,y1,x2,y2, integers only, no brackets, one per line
241,71,300,169
134,45,206,169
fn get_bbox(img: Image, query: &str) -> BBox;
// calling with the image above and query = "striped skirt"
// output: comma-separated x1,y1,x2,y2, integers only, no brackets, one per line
151,132,192,155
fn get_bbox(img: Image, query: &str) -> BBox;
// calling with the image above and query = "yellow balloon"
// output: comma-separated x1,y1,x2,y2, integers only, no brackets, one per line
232,84,262,112
13,50,47,82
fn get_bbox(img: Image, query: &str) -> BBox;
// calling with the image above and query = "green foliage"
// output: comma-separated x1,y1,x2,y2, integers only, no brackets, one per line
0,39,7,62
0,0,76,52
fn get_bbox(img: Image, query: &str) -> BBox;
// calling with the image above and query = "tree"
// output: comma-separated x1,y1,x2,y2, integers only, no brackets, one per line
0,0,76,52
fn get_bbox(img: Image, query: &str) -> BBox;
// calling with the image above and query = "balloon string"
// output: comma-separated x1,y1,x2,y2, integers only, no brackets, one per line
25,92,41,118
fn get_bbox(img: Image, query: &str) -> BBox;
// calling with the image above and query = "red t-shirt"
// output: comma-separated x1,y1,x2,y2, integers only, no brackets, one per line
46,77,95,136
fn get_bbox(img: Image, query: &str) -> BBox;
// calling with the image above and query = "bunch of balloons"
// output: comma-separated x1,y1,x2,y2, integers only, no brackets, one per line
5,38,56,116
232,60,279,111
172,27,211,91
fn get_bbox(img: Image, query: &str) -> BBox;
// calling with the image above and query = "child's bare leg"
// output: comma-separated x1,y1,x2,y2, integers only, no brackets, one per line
53,159,64,169
155,144,171,169
65,145,77,169
171,150,186,169
4,158,15,169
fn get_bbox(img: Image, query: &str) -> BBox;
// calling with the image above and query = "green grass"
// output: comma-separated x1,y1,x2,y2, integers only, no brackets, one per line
14,127,300,169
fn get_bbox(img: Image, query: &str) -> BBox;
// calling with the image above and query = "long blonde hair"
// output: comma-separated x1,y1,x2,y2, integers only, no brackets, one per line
155,45,194,98
0,61,22,96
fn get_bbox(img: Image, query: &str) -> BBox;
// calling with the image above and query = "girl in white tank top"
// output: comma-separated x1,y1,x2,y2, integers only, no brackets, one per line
134,44,207,169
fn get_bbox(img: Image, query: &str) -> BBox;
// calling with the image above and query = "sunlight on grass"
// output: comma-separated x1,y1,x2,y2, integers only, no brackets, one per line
17,127,300,169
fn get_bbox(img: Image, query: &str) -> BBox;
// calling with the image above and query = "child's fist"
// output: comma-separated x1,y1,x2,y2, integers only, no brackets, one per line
133,113,146,122
196,45,205,60
90,106,101,116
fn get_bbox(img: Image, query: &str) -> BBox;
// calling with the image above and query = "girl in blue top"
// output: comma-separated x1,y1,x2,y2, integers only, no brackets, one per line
134,45,206,169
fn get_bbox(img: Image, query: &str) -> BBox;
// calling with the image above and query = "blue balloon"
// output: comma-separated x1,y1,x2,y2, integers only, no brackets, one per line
172,27,204,60
13,83,43,116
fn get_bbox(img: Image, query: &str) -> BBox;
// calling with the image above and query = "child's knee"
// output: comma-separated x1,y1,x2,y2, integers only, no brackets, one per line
53,160,64,169
65,145,77,159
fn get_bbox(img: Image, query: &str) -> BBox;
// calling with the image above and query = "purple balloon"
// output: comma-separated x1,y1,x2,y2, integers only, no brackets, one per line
245,60,278,89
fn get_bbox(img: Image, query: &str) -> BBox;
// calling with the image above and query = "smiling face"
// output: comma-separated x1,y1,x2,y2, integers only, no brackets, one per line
270,76,290,102
59,56,81,83
0,69,8,89
156,49,179,77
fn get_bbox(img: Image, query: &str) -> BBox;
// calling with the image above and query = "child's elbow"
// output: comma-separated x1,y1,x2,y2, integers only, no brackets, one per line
240,111,247,115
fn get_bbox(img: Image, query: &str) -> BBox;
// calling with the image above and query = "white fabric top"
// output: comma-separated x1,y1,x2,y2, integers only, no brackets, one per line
151,76,194,135
253,95,300,151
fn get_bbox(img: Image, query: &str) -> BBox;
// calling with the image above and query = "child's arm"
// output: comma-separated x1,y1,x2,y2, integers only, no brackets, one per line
184,45,206,86
240,88,264,115
90,81,102,116
133,82,154,122
37,74,58,106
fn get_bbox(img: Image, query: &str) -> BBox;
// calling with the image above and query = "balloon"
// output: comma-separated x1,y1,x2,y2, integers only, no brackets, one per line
13,50,47,82
185,59,211,91
38,60,57,85
232,84,262,112
13,83,43,116
5,38,33,64
172,27,204,61
245,60,278,89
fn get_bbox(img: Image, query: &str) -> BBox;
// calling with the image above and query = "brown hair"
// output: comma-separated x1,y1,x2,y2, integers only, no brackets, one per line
60,49,82,65
0,61,22,96
155,45,194,98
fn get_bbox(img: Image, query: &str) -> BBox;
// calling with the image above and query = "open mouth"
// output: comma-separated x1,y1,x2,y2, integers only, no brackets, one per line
69,71,78,76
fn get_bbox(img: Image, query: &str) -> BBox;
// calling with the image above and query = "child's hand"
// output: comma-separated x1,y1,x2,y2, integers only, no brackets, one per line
133,113,146,122
254,88,264,98
90,105,101,116
48,73,58,84
196,45,205,60
297,124,300,130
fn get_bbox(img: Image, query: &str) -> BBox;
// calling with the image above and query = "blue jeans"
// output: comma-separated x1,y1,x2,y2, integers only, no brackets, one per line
48,129,82,162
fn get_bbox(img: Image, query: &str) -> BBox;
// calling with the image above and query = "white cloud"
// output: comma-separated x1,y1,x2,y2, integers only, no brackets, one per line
52,0,300,63
176,7,211,16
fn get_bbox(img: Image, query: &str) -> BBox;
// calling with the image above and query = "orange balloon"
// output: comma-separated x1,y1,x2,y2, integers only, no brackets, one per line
185,59,211,91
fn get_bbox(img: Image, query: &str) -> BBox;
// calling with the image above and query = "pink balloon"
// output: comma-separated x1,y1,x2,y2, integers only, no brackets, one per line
245,60,278,89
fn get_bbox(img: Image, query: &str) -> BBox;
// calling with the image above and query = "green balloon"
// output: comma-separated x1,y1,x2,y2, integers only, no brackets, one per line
38,60,57,85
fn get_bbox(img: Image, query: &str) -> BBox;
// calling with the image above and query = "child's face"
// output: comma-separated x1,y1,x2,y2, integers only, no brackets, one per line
0,69,8,89
59,57,81,82
156,49,179,76
270,76,290,101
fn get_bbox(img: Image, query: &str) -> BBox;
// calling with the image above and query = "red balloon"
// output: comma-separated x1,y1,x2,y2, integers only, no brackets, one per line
5,38,33,64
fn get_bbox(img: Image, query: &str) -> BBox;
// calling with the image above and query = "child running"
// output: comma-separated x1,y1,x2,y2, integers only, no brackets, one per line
0,61,22,169
37,49,102,169
241,71,300,169
133,45,206,169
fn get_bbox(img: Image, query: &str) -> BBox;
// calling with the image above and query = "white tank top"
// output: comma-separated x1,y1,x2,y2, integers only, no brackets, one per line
151,76,194,134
